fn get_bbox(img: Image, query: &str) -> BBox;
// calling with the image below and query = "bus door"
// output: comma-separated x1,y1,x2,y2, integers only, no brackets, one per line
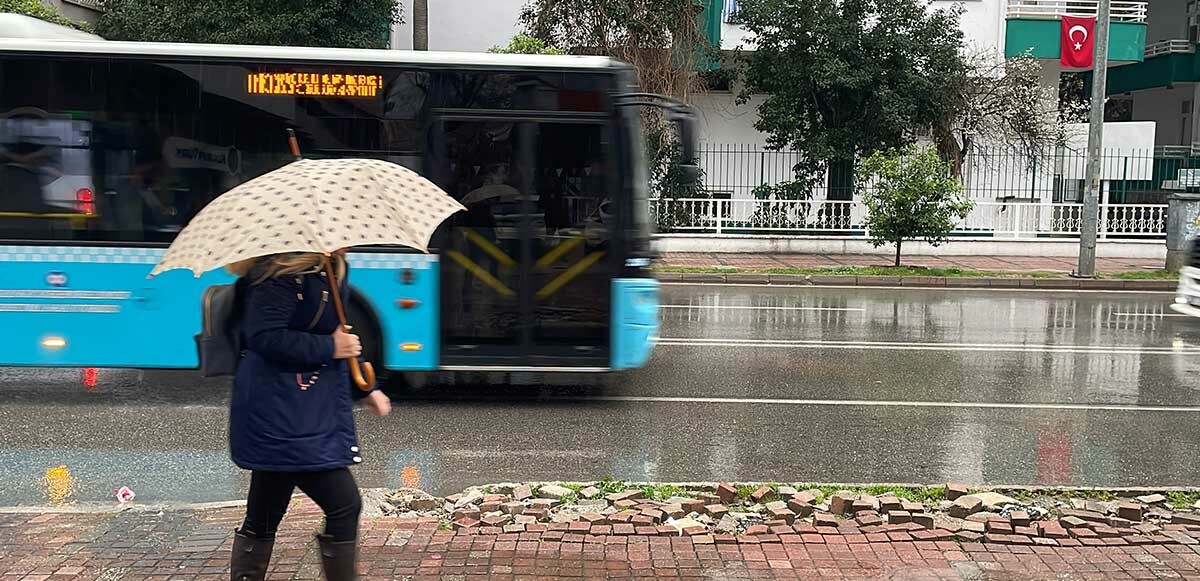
433,116,615,369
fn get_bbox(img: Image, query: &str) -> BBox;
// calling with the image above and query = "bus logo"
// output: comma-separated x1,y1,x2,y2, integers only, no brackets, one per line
45,271,68,287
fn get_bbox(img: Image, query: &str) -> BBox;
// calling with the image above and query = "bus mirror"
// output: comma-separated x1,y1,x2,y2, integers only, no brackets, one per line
671,107,699,185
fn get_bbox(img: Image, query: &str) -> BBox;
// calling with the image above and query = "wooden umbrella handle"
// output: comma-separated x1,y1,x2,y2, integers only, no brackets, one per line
323,256,375,391
286,128,302,160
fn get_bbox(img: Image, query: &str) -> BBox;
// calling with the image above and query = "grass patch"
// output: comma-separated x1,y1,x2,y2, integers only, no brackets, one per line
793,485,842,502
785,484,945,505
595,478,630,495
736,485,759,500
860,485,946,504
657,265,1171,280
563,483,583,494
640,484,689,501
1168,491,1200,510
656,265,1061,279
1107,270,1177,280
1003,488,1118,502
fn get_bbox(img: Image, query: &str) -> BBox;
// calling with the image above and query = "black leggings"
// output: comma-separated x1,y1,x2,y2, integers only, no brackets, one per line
240,468,362,542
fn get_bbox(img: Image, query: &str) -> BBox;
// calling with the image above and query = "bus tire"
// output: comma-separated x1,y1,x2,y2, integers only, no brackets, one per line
345,291,387,388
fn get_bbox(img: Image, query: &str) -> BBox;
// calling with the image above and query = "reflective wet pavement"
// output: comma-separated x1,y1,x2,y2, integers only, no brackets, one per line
2,283,1199,506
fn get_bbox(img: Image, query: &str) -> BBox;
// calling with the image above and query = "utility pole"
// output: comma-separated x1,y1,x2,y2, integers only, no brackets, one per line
1077,0,1111,278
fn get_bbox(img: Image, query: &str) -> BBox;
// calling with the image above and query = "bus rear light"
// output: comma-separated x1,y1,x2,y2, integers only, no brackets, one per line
75,188,95,215
82,367,98,388
41,337,66,349
397,298,420,309
400,343,422,351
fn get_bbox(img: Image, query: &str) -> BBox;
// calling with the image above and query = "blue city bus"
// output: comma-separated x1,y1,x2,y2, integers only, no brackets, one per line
0,38,697,377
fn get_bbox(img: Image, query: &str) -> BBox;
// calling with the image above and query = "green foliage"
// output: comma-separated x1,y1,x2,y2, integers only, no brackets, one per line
857,147,972,266
97,0,401,48
488,34,565,55
1167,491,1200,510
595,478,630,494
640,484,688,501
735,0,966,184
861,485,946,504
749,180,814,230
0,0,86,30
519,0,708,77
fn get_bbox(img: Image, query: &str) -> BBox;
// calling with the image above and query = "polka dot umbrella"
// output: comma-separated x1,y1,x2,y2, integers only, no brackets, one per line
150,158,465,277
149,157,466,388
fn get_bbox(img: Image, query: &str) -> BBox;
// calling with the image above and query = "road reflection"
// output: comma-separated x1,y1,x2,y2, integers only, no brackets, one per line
0,287,1197,504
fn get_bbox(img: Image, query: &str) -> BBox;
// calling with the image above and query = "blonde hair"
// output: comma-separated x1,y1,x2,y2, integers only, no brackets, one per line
227,253,346,284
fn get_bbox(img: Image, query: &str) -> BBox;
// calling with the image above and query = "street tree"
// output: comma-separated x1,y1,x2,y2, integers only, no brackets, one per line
412,0,428,50
733,0,966,193
933,50,1089,177
97,0,402,48
0,0,84,30
857,147,973,267
488,34,565,55
518,0,712,208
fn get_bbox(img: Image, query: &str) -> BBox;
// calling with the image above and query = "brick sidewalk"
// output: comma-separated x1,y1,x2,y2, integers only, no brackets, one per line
658,252,1163,275
5,500,1200,580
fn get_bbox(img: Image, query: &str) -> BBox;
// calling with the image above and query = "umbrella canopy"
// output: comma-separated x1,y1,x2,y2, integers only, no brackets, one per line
150,158,465,278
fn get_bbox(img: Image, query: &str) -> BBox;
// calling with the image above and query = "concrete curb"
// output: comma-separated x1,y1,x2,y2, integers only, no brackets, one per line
656,272,1177,291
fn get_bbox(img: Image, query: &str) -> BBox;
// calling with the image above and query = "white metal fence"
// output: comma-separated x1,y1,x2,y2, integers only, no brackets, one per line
651,199,1168,239
1006,0,1148,22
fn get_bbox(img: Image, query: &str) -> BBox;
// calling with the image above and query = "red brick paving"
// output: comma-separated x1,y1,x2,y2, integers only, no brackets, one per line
4,500,1200,580
658,252,1161,275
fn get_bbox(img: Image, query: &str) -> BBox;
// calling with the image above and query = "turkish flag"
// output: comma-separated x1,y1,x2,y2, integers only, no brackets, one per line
1061,16,1096,68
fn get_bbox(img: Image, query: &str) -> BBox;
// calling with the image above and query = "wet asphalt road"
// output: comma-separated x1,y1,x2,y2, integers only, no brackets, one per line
2,283,1200,506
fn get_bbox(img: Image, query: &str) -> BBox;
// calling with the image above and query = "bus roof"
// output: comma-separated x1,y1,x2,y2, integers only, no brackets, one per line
0,36,625,71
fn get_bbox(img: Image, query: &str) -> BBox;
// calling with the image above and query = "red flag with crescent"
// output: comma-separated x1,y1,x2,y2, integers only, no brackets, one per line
1061,16,1096,68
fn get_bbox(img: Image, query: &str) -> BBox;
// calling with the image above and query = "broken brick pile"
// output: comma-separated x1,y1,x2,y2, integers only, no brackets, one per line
377,482,1200,549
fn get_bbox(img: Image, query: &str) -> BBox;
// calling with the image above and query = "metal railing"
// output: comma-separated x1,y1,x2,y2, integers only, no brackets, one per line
1157,144,1200,158
1006,0,1148,23
696,144,1188,206
651,199,1168,239
1145,39,1195,58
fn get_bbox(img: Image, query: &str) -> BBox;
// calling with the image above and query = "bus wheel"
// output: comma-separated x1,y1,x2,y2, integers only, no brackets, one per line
345,297,387,387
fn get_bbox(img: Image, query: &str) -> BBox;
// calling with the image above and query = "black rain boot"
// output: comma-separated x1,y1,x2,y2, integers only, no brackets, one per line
316,534,358,581
230,528,275,581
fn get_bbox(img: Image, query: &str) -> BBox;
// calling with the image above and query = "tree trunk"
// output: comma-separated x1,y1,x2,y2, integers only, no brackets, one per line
894,239,902,267
933,126,965,179
413,0,428,51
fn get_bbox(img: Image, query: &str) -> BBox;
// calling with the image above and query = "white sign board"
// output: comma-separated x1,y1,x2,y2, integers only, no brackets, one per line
1181,169,1200,189
1062,121,1157,181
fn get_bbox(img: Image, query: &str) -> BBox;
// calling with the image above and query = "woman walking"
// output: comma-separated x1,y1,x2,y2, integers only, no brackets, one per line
226,251,391,581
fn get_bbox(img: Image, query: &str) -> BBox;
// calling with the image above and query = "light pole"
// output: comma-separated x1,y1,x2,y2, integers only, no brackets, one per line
1077,0,1111,278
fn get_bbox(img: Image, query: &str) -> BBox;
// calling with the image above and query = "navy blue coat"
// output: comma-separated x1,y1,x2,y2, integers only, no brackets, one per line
228,266,374,472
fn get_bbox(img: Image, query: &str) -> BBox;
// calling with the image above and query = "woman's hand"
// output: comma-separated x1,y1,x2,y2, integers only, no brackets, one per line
332,326,362,359
364,389,391,416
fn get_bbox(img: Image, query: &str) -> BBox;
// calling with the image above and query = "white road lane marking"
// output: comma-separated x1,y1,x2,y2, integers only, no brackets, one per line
656,337,1200,355
661,282,1176,295
661,305,866,312
564,395,1200,413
